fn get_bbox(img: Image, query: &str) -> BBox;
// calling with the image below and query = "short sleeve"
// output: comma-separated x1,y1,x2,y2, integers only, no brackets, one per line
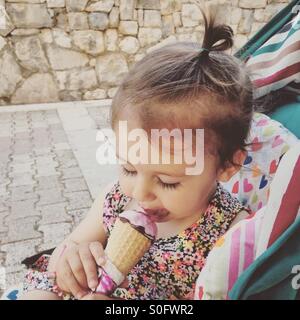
102,181,131,235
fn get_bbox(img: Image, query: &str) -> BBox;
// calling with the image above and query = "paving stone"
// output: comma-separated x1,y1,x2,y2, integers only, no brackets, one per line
44,110,58,117
63,178,88,192
3,270,26,290
0,197,8,212
13,144,34,155
5,216,41,243
49,123,64,131
36,188,65,206
10,185,37,201
0,113,13,123
0,211,9,233
11,154,33,164
10,199,40,219
36,166,60,178
0,232,7,245
32,147,53,156
0,137,12,151
14,132,31,140
14,127,30,134
39,202,72,225
1,239,41,273
32,127,49,138
0,130,13,138
35,155,59,167
53,142,71,151
38,222,72,251
10,173,35,187
51,133,68,144
61,166,83,179
9,162,33,174
8,168,35,179
87,106,110,128
33,141,52,150
65,190,92,210
0,251,6,266
55,149,78,168
50,127,67,135
35,175,61,191
0,153,11,165
31,121,48,129
28,111,44,122
0,184,9,198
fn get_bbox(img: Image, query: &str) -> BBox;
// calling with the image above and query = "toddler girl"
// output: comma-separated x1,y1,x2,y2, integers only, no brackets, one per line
20,10,253,300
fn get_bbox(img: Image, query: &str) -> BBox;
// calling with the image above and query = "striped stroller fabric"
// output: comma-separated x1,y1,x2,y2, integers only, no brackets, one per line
247,12,300,99
194,143,300,300
255,143,300,257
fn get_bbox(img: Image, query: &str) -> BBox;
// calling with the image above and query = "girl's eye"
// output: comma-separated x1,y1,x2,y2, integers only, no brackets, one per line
157,179,180,190
121,167,137,176
121,166,180,190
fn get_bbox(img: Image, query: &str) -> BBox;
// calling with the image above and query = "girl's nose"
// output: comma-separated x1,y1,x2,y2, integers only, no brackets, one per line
131,178,156,203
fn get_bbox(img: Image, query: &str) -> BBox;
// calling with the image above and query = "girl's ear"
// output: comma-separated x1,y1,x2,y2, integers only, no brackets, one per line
217,149,247,182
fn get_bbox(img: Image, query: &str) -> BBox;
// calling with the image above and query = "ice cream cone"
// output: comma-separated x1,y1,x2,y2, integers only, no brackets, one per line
105,218,152,275
95,209,157,294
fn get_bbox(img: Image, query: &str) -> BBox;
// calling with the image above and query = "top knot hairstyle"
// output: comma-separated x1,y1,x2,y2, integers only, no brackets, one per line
111,8,254,169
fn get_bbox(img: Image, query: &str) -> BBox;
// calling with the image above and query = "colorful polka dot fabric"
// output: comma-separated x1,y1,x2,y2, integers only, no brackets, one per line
222,112,298,213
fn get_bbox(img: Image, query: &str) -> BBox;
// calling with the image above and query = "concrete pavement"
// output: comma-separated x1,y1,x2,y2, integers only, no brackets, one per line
0,100,118,292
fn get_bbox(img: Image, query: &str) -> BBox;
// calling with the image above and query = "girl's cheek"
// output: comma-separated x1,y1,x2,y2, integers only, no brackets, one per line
118,176,134,198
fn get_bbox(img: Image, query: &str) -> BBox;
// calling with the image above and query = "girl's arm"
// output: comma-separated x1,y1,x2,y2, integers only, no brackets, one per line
20,181,116,300
47,181,115,272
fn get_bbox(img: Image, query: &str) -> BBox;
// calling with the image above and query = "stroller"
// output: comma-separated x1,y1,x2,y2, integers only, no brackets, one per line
194,0,300,300
235,0,300,140
3,0,300,300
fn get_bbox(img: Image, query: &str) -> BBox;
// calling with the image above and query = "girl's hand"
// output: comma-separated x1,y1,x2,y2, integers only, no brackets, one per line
55,241,106,299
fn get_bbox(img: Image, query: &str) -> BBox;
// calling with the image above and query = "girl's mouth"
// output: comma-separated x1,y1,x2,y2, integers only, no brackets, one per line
142,208,170,221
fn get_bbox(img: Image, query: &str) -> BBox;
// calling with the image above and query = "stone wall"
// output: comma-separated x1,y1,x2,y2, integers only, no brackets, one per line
0,0,292,105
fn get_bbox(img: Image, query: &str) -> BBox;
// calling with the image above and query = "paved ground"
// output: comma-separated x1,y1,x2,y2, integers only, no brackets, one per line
0,100,118,293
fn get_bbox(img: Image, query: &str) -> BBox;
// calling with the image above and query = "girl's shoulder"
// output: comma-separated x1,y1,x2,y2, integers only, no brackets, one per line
213,182,250,217
102,180,132,234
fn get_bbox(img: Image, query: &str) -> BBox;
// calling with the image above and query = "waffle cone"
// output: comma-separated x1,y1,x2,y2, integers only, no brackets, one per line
105,218,152,276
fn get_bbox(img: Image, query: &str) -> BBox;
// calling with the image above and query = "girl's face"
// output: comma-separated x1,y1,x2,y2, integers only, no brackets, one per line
115,121,226,224
118,154,219,223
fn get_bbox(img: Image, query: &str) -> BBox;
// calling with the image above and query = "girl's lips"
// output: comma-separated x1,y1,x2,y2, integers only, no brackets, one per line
142,208,170,220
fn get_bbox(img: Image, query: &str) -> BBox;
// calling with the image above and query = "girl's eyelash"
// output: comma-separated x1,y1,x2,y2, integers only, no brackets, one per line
121,167,137,176
157,180,180,190
121,167,180,190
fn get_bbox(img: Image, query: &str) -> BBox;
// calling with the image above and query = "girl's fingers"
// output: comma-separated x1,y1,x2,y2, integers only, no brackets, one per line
62,260,88,299
67,251,89,290
79,244,99,291
56,274,67,292
89,241,106,267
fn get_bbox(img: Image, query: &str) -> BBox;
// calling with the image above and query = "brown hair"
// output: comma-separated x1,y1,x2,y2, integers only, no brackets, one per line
111,9,253,169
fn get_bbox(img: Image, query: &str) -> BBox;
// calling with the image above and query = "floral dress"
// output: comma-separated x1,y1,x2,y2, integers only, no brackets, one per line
1,181,248,300
103,181,249,300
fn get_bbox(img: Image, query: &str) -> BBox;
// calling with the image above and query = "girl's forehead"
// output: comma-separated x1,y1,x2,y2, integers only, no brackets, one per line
116,138,188,172
115,127,210,177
